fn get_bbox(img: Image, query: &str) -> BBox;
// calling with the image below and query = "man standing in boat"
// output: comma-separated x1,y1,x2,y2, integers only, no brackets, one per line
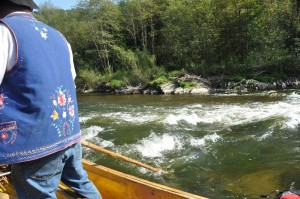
0,0,102,198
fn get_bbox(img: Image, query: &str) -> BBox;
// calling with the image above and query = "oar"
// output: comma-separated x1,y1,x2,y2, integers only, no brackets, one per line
81,140,167,174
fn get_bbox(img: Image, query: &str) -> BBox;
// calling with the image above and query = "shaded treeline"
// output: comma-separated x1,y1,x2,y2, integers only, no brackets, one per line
35,0,300,90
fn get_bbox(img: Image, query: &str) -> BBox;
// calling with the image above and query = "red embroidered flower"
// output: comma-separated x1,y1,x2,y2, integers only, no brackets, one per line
57,91,66,106
68,105,75,117
0,94,4,106
0,133,8,140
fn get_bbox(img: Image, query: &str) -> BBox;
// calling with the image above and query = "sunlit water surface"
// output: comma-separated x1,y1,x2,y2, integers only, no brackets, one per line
77,91,300,199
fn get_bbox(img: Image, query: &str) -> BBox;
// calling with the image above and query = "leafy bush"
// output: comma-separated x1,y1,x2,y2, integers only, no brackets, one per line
76,69,102,91
179,81,197,88
228,75,246,82
169,70,185,77
110,79,125,88
254,73,288,83
149,75,169,86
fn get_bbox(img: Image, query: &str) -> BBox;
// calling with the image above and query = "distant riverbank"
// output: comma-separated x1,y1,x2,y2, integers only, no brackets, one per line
77,74,300,95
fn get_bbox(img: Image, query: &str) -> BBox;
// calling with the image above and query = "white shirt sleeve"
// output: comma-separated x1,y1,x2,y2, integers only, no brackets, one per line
67,42,76,80
0,23,17,84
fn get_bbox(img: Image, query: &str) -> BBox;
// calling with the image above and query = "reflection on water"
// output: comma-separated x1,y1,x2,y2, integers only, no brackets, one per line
78,91,300,199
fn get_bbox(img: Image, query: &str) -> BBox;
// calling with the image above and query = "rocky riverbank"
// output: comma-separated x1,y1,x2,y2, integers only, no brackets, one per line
80,74,300,95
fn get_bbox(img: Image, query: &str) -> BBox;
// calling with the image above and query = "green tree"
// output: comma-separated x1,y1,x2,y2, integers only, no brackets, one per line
75,0,122,74
244,0,289,74
212,0,263,70
160,0,218,75
119,0,159,54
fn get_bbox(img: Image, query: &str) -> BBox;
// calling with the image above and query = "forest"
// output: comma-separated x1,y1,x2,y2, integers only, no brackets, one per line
35,0,300,91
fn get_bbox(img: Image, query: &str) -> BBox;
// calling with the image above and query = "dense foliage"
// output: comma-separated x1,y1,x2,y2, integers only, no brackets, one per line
35,0,300,89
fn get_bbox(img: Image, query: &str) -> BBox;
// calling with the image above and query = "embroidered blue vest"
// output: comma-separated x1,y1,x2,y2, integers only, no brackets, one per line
0,13,81,164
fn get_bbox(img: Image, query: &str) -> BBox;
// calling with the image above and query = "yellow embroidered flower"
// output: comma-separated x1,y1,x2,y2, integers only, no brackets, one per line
51,110,59,121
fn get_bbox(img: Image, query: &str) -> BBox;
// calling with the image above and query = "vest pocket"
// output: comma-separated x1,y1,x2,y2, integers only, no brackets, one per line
0,121,17,146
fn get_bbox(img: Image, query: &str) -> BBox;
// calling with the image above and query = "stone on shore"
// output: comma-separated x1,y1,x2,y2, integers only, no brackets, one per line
160,81,210,95
160,82,177,94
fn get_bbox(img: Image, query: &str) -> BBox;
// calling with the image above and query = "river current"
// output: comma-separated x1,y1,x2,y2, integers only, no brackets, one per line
77,91,300,199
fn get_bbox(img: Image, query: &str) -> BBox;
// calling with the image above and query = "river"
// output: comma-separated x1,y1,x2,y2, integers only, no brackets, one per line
77,91,300,199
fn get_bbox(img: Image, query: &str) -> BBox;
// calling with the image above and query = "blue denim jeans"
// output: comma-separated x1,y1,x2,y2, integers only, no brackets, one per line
11,142,102,199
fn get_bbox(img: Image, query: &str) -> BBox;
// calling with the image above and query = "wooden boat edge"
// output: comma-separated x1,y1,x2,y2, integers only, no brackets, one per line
0,159,208,199
82,159,208,199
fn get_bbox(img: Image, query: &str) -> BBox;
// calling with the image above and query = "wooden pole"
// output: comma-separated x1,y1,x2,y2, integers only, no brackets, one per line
81,140,167,173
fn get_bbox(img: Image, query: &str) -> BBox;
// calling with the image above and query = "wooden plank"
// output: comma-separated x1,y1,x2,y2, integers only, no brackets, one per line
56,184,82,199
0,192,17,199
82,159,208,199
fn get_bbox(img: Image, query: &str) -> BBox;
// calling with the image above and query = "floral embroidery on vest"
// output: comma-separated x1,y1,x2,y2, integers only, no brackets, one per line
32,23,48,40
0,93,7,111
50,86,76,137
